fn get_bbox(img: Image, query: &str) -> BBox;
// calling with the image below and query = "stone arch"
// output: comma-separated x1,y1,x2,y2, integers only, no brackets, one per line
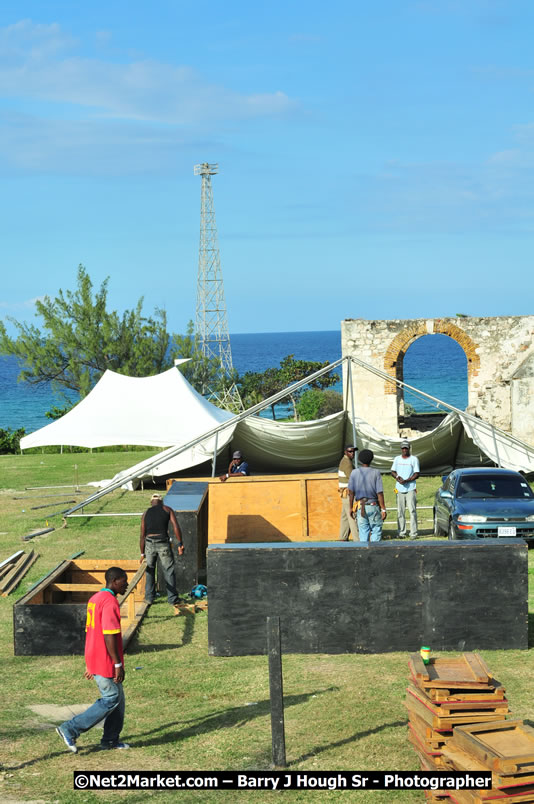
383,319,480,395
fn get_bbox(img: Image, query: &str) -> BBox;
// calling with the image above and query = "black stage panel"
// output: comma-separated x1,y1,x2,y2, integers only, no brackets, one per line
163,481,208,593
207,540,528,655
14,603,87,655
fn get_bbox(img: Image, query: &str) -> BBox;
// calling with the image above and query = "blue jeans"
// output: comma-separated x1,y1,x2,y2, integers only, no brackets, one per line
145,540,179,605
356,504,383,542
60,674,125,745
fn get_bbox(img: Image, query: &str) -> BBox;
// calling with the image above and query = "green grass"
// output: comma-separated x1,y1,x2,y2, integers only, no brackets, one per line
0,453,532,803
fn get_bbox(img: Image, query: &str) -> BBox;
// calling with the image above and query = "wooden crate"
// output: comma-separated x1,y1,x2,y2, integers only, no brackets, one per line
442,742,534,790
405,687,508,729
452,721,534,776
13,559,148,656
410,652,494,688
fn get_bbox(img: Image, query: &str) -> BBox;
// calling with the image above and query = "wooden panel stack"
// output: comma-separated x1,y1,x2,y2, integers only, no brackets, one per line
406,652,509,779
0,550,39,596
440,720,534,804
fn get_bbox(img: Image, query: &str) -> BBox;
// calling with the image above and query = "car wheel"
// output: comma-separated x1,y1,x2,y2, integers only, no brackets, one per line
447,520,458,541
433,510,442,537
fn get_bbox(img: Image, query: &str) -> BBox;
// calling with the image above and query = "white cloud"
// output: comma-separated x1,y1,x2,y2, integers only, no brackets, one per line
0,296,44,310
0,19,293,125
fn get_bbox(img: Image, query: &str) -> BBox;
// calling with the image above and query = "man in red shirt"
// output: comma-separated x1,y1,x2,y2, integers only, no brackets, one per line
56,566,130,753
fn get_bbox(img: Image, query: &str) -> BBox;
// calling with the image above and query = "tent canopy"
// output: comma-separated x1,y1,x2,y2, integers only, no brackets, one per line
20,367,235,451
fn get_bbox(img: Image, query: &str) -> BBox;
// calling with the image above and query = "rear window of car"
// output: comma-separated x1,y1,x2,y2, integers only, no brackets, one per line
457,475,534,499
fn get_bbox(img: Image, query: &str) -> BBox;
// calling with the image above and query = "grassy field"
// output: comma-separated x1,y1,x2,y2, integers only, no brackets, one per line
0,452,532,803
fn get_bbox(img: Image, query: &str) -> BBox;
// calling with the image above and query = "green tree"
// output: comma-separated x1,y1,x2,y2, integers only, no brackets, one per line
0,427,25,454
238,355,339,421
296,388,344,421
0,266,229,403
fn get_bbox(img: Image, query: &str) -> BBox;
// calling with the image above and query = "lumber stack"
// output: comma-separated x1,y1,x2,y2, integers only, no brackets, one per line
0,550,39,596
174,599,208,616
405,651,509,800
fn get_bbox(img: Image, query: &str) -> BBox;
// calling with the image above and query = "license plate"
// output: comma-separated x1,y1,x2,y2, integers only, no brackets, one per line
498,527,516,537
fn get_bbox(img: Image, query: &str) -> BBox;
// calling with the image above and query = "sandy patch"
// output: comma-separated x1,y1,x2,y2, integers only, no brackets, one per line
27,703,100,727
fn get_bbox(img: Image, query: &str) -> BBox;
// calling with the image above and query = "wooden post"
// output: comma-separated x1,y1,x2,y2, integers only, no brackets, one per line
211,431,219,478
267,616,286,768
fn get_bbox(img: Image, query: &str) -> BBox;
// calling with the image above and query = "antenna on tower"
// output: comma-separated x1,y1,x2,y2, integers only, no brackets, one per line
194,162,243,411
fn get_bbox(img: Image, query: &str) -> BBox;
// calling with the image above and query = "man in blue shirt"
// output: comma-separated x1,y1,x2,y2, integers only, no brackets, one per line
391,440,420,540
220,450,250,481
348,449,387,542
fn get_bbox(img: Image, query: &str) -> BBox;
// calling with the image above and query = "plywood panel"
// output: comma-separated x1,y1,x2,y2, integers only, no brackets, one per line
306,477,340,540
208,474,340,544
209,479,302,543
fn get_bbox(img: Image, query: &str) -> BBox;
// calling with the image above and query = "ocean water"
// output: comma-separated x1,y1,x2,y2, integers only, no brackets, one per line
0,331,467,432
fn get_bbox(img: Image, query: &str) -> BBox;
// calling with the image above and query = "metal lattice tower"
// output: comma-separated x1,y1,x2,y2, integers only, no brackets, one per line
194,162,243,411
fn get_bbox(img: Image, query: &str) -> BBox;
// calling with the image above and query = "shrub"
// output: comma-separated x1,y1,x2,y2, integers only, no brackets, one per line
0,427,25,454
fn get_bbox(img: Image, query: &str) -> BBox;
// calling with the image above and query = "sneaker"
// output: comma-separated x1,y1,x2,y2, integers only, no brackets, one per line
99,741,131,750
56,726,77,753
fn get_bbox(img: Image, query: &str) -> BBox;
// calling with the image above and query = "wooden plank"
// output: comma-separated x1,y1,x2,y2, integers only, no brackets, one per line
122,600,150,650
428,685,506,703
127,591,135,624
168,473,338,488
0,552,29,592
464,652,492,683
51,583,102,592
117,562,147,607
0,550,24,571
300,480,308,540
410,652,431,681
75,559,140,571
2,552,39,596
0,561,21,581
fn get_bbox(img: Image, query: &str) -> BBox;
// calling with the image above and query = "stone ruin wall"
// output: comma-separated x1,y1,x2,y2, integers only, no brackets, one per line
341,316,534,445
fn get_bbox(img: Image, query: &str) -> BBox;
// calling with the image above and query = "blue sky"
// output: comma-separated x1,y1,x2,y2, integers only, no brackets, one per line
1,0,533,335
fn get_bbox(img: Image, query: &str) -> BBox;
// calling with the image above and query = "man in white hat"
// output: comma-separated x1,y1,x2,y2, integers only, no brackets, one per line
391,440,420,540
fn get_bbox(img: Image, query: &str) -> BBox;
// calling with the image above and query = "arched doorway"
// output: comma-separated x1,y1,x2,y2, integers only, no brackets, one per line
400,334,468,430
383,321,479,433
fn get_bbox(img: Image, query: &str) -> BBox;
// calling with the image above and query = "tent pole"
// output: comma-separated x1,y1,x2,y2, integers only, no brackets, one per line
212,431,219,478
492,429,501,468
64,357,347,516
348,359,357,450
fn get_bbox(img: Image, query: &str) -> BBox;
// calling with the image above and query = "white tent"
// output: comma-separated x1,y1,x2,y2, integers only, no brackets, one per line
20,368,235,462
